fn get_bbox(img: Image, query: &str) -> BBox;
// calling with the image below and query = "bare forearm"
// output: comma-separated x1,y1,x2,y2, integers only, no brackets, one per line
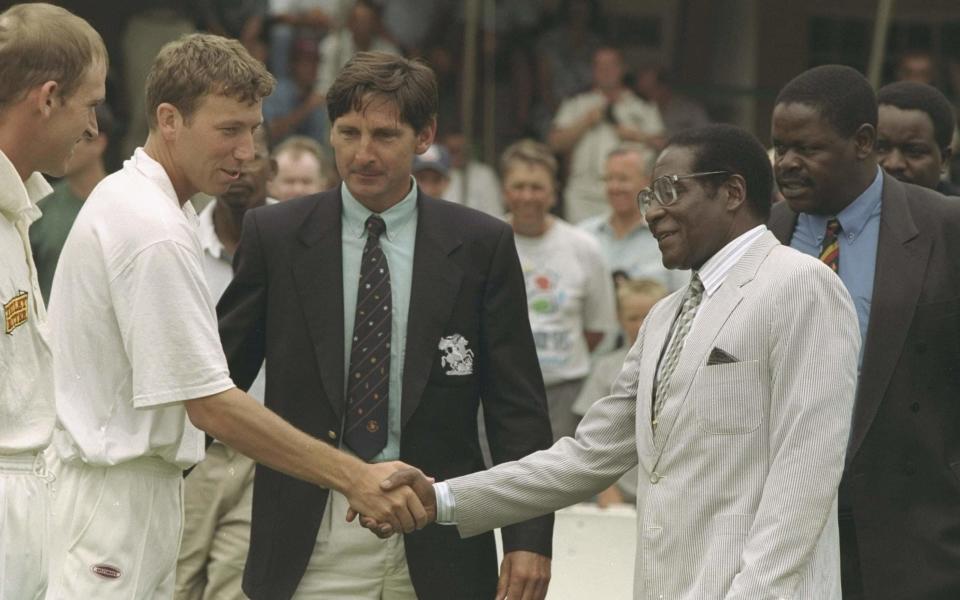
186,387,358,493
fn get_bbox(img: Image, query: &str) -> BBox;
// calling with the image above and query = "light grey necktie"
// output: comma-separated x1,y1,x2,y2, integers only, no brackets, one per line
652,274,704,430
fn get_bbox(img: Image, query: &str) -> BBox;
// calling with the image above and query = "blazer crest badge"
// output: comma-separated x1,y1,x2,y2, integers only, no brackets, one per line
439,334,474,376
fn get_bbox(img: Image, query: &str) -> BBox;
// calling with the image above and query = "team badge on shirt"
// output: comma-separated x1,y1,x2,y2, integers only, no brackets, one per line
439,334,474,376
3,290,28,334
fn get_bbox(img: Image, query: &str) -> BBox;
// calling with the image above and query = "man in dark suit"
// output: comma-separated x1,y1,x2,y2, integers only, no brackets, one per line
769,64,960,600
218,51,554,600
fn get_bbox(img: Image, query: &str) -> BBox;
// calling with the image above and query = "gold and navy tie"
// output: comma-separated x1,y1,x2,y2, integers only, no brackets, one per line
820,218,841,273
344,215,391,460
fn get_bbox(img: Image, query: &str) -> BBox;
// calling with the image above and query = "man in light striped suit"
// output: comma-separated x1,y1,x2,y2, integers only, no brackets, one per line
364,124,861,599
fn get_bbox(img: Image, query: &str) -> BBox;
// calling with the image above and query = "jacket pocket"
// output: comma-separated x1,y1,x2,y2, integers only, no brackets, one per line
695,360,762,435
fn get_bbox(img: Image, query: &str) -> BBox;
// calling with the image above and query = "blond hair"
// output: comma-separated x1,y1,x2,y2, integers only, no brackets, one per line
273,135,334,183
617,278,667,309
499,138,558,180
145,33,275,129
0,3,107,109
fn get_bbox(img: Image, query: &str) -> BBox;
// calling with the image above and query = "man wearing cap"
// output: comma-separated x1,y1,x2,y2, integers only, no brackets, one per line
412,143,452,201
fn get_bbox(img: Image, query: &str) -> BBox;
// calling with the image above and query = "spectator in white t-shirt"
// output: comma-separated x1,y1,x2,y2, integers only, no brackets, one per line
500,139,617,441
549,46,664,224
441,129,504,217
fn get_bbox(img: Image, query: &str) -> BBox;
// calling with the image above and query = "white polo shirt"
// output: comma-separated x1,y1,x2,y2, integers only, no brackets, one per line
0,150,55,455
49,148,235,469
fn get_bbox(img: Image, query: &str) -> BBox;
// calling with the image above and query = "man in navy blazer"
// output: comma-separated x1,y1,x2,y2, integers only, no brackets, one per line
217,51,554,600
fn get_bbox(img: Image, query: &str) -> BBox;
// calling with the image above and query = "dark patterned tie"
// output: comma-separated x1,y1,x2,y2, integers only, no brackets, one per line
820,218,841,273
344,215,391,460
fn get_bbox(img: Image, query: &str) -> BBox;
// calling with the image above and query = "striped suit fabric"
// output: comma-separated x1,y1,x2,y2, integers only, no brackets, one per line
445,231,860,599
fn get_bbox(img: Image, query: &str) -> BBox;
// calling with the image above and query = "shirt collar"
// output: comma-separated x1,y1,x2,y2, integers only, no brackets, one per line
0,149,53,223
128,147,196,219
696,224,767,297
197,200,226,260
341,176,418,240
798,166,883,243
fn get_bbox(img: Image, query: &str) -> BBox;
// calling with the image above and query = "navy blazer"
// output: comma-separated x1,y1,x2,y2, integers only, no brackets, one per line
218,188,554,600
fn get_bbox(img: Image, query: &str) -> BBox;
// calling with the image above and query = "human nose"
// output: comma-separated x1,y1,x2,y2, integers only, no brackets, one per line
234,131,255,162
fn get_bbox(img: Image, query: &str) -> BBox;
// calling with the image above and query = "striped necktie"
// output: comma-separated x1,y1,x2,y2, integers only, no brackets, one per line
344,215,391,460
820,218,841,273
652,275,704,430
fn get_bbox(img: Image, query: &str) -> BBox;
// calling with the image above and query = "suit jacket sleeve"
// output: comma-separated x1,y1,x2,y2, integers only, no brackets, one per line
216,208,269,394
449,313,645,538
726,260,860,599
477,224,556,556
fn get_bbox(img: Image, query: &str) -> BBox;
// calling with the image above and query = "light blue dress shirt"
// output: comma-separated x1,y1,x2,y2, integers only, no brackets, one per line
577,213,689,292
342,179,418,462
789,166,882,368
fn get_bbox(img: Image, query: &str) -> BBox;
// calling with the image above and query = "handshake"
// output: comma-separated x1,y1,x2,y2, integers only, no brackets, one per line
344,461,439,537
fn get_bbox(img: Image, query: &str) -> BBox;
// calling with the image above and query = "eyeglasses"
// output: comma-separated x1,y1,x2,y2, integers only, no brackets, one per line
636,171,731,215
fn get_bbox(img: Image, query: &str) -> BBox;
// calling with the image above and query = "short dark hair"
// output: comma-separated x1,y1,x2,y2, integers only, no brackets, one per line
667,124,773,220
326,51,438,133
774,65,878,137
878,81,956,151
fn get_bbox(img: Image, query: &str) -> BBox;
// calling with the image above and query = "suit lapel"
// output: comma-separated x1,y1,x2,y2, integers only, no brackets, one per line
636,292,682,471
847,175,928,461
652,233,777,454
401,195,463,426
291,191,346,419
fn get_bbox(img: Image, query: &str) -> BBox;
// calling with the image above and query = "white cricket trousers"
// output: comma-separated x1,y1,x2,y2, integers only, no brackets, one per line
45,453,184,599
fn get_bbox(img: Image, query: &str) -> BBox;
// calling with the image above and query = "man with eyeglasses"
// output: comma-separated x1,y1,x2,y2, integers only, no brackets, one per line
367,124,861,599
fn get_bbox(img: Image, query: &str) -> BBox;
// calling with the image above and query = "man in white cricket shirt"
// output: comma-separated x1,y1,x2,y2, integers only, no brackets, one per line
45,34,429,599
0,5,106,599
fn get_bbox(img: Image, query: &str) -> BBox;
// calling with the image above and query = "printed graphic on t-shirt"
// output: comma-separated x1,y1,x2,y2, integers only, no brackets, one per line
524,268,573,368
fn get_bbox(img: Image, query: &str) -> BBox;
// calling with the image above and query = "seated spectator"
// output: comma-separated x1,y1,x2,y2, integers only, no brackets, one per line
549,45,664,224
633,62,711,136
412,144,451,199
30,103,115,304
313,0,400,98
877,81,959,195
263,36,327,144
441,129,504,217
579,145,688,291
268,135,334,200
572,277,667,507
502,139,617,441
175,124,273,600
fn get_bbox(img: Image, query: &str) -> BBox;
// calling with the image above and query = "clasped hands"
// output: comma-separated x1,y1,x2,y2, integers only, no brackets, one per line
343,461,436,537
344,463,553,600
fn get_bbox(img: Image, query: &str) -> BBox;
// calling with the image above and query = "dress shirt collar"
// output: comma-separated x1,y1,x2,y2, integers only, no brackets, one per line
796,166,883,244
197,201,226,260
593,212,648,237
341,176,418,241
0,149,53,223
696,224,767,297
198,197,277,262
